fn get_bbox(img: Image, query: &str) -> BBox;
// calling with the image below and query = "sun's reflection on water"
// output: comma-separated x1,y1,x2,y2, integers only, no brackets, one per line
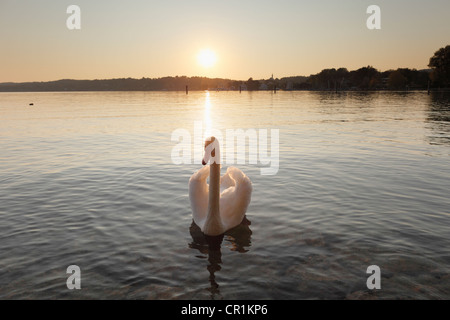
204,91,212,138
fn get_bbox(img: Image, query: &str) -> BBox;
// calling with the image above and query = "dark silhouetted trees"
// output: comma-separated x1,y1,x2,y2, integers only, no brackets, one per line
246,78,260,91
349,66,379,90
303,66,430,91
0,77,235,92
388,70,407,90
429,45,450,87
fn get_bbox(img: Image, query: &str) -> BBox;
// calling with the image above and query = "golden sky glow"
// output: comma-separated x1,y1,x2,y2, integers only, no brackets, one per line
0,0,450,82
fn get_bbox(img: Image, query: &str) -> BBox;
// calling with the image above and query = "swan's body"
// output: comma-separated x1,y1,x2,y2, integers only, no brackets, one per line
189,137,252,236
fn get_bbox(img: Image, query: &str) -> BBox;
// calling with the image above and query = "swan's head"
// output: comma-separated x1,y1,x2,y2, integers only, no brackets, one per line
202,136,220,165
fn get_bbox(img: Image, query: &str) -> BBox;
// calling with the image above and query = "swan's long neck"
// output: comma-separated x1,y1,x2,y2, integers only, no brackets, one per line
203,163,223,236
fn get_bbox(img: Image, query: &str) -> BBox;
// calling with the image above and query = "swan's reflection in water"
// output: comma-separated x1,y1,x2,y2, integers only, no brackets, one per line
188,217,252,299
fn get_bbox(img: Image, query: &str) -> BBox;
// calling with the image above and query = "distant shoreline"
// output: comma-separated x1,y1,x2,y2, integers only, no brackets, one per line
0,68,447,93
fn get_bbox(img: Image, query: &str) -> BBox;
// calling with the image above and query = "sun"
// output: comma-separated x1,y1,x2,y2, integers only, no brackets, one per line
197,49,217,68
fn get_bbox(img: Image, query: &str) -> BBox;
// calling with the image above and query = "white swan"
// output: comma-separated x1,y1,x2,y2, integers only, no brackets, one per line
189,137,252,236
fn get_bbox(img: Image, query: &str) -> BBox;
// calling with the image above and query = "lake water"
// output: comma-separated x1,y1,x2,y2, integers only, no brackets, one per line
0,91,449,300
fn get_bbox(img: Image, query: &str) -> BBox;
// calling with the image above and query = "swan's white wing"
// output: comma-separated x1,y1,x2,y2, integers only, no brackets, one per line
220,169,235,193
188,165,210,228
219,167,252,231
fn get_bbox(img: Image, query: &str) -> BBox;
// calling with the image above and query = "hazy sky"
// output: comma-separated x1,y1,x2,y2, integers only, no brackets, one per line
1,0,449,82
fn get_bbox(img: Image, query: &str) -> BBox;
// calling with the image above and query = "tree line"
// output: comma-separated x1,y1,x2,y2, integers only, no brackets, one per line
1,45,448,92
272,45,450,91
0,76,234,92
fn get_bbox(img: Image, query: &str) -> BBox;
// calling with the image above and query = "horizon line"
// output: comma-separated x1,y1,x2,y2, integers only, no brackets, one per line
0,67,433,85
